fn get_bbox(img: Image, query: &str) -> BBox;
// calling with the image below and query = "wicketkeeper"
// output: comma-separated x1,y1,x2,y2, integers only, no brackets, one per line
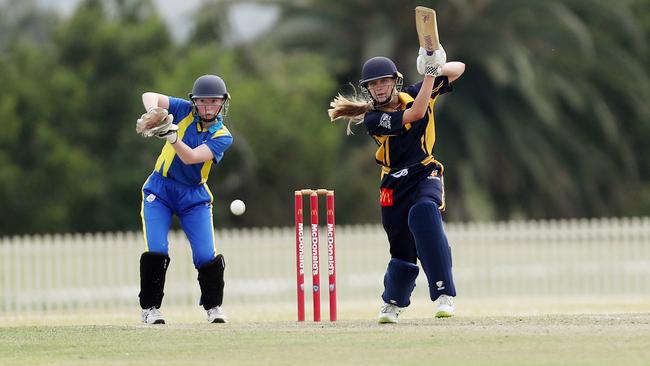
136,74,233,324
328,47,465,323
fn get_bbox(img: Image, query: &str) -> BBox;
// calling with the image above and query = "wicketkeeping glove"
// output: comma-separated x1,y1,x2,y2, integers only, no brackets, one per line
135,107,175,137
416,45,447,76
155,124,179,144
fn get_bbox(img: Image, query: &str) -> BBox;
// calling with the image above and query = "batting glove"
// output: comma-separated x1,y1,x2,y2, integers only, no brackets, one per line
416,45,446,76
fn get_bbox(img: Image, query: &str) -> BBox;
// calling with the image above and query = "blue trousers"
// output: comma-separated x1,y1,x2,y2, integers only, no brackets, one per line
141,172,217,268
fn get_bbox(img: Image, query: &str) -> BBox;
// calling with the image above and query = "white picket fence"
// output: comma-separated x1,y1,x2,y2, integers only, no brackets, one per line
1,217,649,315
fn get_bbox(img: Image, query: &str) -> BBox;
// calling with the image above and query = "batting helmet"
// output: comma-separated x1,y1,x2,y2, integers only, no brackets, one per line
359,57,403,87
189,75,230,101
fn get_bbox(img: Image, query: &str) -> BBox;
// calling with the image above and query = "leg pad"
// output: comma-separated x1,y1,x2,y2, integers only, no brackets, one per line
198,254,225,310
408,201,456,300
381,258,419,308
139,252,170,309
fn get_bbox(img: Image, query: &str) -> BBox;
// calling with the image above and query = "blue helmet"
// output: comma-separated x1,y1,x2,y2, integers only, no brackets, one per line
359,57,403,87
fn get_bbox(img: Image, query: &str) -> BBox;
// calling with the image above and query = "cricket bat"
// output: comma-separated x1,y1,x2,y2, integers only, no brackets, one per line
415,6,440,55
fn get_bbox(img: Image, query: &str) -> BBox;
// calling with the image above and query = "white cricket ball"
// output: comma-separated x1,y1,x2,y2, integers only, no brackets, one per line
230,199,246,216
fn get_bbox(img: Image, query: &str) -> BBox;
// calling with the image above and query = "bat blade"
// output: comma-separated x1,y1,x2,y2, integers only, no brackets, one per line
415,6,440,55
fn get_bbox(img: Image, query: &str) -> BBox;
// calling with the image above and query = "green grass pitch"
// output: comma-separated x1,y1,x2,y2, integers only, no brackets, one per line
1,310,648,366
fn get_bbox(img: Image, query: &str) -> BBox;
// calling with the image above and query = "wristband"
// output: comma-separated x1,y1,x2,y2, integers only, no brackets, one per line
424,65,438,76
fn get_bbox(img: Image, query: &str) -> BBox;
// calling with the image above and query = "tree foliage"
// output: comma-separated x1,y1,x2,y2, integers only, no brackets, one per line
262,0,650,221
0,0,648,235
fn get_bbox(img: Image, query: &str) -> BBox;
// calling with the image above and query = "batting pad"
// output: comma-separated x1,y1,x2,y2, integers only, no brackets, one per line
408,201,456,300
381,258,420,308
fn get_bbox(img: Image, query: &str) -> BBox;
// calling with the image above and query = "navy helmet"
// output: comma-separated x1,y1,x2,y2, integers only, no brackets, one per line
189,75,230,101
359,57,403,87
189,75,230,123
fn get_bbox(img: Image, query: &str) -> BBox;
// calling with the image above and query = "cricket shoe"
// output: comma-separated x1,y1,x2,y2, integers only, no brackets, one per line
207,306,228,323
141,307,165,324
378,303,402,324
435,295,455,318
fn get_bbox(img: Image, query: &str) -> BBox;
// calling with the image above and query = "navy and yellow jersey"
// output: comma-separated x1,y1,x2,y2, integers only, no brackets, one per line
153,97,233,186
363,76,452,175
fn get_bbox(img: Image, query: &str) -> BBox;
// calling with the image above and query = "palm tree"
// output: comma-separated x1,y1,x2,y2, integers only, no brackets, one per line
444,0,650,219
241,0,650,220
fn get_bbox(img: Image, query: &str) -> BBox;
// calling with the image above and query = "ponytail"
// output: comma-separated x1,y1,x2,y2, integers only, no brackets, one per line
328,93,373,135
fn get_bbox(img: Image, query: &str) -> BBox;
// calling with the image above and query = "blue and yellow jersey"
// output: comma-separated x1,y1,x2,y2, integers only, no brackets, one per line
152,97,233,186
363,76,451,174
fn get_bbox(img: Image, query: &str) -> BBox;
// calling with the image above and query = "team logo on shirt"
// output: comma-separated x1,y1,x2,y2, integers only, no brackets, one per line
379,113,392,129
146,194,156,203
380,188,394,207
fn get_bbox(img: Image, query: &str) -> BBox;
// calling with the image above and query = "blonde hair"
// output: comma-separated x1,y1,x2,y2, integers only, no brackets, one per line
328,93,373,135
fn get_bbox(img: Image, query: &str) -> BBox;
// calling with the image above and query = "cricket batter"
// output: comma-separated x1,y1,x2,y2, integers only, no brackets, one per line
328,47,465,323
137,75,233,324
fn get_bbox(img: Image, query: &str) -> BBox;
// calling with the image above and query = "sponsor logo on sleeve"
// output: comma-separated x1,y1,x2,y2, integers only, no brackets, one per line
427,168,441,180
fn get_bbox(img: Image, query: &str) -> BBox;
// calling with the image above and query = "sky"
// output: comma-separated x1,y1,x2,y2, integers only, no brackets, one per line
34,0,279,42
